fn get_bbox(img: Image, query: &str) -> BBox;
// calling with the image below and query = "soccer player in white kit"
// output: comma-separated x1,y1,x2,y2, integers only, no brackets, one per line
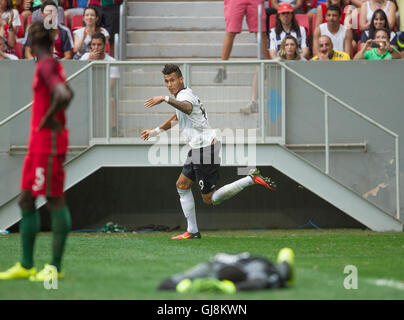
141,64,276,239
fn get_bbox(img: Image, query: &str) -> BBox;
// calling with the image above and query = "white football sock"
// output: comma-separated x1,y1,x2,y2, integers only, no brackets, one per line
177,188,198,234
211,176,254,205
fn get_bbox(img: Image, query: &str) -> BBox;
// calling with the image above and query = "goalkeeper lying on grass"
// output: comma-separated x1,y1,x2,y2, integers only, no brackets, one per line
158,248,295,294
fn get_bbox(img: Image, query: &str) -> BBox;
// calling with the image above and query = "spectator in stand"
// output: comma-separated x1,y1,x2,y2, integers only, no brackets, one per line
66,0,87,15
395,31,404,57
311,34,351,58
24,0,73,59
31,0,66,26
98,0,121,58
0,0,21,53
268,3,310,59
313,5,353,56
80,32,120,136
73,5,109,59
278,34,305,59
0,34,18,58
359,0,396,31
266,0,305,33
315,0,348,29
360,8,397,50
214,0,269,84
354,27,401,58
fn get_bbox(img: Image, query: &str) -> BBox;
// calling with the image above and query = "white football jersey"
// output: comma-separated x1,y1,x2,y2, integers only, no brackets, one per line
175,87,216,149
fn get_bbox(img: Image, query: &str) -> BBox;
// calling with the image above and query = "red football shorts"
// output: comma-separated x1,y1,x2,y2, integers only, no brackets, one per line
224,0,267,33
21,153,66,197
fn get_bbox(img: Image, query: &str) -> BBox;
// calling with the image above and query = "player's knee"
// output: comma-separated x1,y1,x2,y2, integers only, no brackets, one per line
18,192,35,210
46,197,66,212
202,195,213,205
176,181,190,190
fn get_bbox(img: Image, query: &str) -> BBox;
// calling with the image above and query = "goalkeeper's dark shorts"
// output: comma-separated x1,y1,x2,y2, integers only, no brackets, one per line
182,141,221,194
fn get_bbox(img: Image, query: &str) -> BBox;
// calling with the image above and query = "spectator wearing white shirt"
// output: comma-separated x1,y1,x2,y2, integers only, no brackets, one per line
0,0,21,53
80,32,120,136
313,5,353,57
73,5,109,60
268,3,309,59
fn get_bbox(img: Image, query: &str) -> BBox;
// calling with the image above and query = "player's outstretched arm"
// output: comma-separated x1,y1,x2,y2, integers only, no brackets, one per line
145,96,192,115
141,113,178,140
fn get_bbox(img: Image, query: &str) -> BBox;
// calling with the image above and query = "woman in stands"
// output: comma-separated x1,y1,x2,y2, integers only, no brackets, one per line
359,8,397,49
0,0,21,53
359,0,396,31
73,4,109,60
268,3,310,59
278,35,304,60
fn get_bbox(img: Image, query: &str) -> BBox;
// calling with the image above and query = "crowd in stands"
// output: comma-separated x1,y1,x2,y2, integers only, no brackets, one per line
0,0,121,60
216,0,404,67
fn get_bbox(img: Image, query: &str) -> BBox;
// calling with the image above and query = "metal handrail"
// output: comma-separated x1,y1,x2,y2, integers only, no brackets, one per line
0,61,96,128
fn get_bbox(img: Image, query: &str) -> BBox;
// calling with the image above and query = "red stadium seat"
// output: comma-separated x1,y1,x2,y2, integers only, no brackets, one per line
13,42,23,59
27,14,32,27
71,14,83,31
106,41,110,54
312,14,317,34
17,14,25,38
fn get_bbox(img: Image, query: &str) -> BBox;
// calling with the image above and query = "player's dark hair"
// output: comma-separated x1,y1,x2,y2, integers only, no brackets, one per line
162,64,183,78
91,32,106,44
41,0,58,12
326,5,341,17
374,27,390,39
369,9,390,39
29,21,55,50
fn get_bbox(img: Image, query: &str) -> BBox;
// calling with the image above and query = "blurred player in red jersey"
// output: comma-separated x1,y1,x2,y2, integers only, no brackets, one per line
0,21,74,281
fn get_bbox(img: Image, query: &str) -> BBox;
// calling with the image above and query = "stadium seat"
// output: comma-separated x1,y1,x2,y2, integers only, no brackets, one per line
71,14,83,31
269,14,310,35
13,42,23,59
17,14,25,38
27,14,32,27
312,14,317,34
106,41,110,54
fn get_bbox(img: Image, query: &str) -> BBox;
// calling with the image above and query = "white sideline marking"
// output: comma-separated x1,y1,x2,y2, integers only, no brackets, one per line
368,279,404,291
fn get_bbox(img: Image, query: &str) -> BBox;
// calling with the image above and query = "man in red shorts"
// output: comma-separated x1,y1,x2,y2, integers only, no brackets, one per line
215,0,270,83
0,21,74,281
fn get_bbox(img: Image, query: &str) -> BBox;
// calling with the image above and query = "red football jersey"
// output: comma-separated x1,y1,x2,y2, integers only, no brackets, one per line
28,56,68,155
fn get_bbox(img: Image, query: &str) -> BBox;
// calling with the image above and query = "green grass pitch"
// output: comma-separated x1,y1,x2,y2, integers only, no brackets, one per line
0,229,403,300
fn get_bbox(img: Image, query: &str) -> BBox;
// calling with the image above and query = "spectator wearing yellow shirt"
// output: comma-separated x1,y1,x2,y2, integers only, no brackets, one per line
311,35,351,60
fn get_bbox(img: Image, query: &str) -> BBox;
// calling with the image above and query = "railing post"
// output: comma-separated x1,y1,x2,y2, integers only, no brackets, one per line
325,94,329,174
106,63,110,143
260,62,265,139
89,64,93,141
281,65,286,145
257,4,262,60
396,136,400,221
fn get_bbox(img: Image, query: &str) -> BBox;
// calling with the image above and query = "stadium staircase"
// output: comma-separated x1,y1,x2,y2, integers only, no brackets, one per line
0,1,402,232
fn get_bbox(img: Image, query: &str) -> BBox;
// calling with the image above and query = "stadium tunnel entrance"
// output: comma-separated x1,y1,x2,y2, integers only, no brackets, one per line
10,166,365,232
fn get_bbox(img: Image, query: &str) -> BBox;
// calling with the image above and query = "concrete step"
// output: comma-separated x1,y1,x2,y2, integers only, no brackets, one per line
127,31,257,44
128,1,224,17
126,43,258,58
121,85,252,100
118,99,255,113
127,16,245,31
